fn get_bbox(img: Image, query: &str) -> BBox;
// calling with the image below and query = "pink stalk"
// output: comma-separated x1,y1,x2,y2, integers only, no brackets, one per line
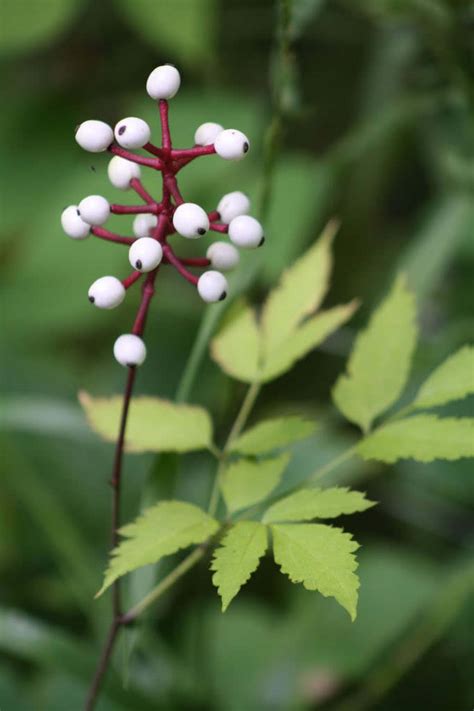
109,144,163,169
130,178,154,204
171,145,216,161
122,271,142,289
159,100,172,152
91,227,134,245
163,244,199,285
111,204,157,215
209,222,228,233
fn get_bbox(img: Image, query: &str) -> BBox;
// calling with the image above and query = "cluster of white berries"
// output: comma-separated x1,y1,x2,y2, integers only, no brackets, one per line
62,64,265,368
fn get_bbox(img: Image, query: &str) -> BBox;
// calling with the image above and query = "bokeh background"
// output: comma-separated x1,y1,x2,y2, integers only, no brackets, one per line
1,0,473,709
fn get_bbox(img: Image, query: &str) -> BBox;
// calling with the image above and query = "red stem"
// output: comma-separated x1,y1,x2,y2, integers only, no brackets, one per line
130,178,154,204
171,145,216,161
132,271,158,335
209,222,228,233
163,245,199,285
159,100,172,152
122,270,142,289
111,204,157,215
109,144,162,169
91,226,134,245
164,174,184,205
144,141,165,159
208,210,220,222
178,256,210,267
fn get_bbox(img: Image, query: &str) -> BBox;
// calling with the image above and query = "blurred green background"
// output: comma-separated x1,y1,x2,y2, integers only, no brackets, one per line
1,0,473,709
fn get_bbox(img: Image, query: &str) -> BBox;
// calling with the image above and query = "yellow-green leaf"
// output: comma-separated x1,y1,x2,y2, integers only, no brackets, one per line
210,304,261,383
358,416,474,463
261,220,337,358
412,346,474,410
211,521,267,611
79,392,213,453
230,416,316,455
332,275,417,432
97,501,219,596
220,453,291,514
263,487,375,523
261,301,359,381
271,523,360,620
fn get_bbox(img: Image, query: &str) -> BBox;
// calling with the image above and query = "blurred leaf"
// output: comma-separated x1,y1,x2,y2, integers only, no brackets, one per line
0,396,91,440
115,0,217,65
220,454,291,514
333,275,418,432
98,501,218,595
210,305,261,384
411,346,474,410
263,487,375,523
289,0,327,39
271,523,360,620
230,416,316,455
0,0,82,55
79,392,213,453
358,416,474,463
261,301,359,382
261,220,336,357
211,521,267,611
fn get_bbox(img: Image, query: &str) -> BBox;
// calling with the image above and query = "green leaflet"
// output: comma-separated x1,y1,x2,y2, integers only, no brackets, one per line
211,521,268,611
332,274,417,432
230,416,316,455
220,453,291,514
79,392,213,453
97,501,218,596
358,415,474,463
271,523,360,620
210,305,261,384
261,221,336,357
411,346,474,410
261,302,359,381
263,487,375,523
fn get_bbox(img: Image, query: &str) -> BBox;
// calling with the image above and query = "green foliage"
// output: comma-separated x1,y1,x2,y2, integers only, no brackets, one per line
411,346,474,410
230,416,316,455
263,487,375,523
271,523,360,620
332,275,417,432
220,454,291,514
115,0,217,65
211,225,358,384
211,522,268,611
79,392,213,453
98,502,218,595
358,415,474,463
0,0,82,55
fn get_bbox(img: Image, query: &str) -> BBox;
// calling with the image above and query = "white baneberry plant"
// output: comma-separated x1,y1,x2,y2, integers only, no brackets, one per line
67,65,474,711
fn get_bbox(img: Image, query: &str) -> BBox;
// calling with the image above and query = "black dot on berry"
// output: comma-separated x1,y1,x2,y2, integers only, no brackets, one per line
126,362,136,368
135,260,142,270
197,228,206,235
258,236,265,247
243,142,249,153
88,296,95,303
76,209,81,216
219,291,227,301
118,125,126,135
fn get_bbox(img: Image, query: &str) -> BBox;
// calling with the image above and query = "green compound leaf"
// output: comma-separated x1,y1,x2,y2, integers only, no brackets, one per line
211,521,268,611
210,305,261,384
230,416,316,456
116,0,217,66
97,501,218,595
0,0,82,56
79,392,213,453
271,523,360,620
411,346,474,410
261,301,359,382
332,274,417,433
220,453,291,514
358,416,474,463
261,220,337,358
263,487,375,524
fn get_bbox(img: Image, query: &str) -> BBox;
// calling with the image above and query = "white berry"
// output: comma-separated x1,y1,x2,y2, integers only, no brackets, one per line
78,195,110,225
75,120,113,152
228,215,264,248
206,242,240,271
133,213,158,238
217,191,251,223
88,276,125,309
197,271,228,303
114,117,151,149
108,155,141,190
214,129,250,160
114,334,147,367
129,238,163,272
61,205,90,239
173,203,209,239
194,122,224,146
146,65,181,100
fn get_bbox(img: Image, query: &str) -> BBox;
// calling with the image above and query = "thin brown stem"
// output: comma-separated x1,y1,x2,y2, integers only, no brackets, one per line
84,619,121,711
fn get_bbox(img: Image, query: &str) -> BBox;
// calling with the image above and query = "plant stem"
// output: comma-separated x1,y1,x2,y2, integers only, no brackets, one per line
308,445,358,484
121,547,206,624
84,619,121,711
